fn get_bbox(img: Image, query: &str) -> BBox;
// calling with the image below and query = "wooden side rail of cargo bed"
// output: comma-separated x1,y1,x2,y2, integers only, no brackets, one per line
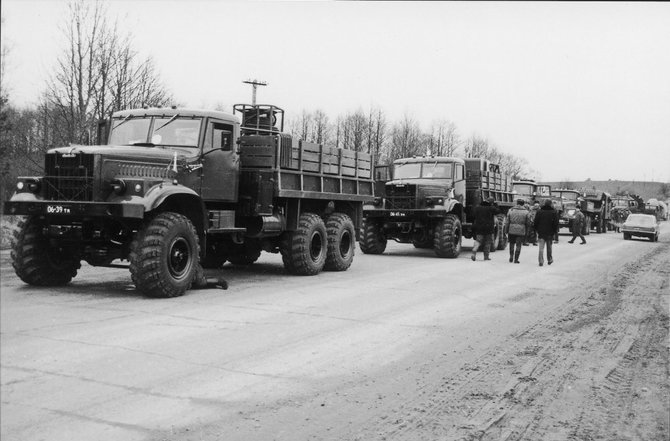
239,134,374,200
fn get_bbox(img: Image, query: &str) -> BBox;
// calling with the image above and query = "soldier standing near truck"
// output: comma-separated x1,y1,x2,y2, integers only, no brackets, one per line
471,197,500,261
568,205,587,244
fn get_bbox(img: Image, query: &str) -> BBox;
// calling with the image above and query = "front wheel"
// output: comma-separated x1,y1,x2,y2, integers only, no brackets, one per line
359,218,387,254
623,232,631,240
324,213,355,271
281,213,327,275
11,216,81,286
434,214,462,258
130,212,200,298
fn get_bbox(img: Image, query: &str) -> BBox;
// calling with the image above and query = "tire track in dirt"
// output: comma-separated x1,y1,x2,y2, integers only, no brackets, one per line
353,243,669,441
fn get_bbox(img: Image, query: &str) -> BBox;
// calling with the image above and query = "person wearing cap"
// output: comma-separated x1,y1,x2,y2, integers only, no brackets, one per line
504,199,531,263
471,196,500,261
534,198,560,266
568,204,587,244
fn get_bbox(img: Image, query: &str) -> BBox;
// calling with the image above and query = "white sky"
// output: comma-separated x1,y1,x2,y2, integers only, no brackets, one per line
2,1,669,182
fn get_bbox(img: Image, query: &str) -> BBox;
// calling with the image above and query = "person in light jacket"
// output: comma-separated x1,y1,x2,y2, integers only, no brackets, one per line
504,199,530,263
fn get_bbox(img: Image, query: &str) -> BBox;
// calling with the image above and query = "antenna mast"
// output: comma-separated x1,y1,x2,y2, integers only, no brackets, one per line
243,79,267,105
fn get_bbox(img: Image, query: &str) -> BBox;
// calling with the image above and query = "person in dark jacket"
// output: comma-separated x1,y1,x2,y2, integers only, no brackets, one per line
471,197,500,261
504,199,530,263
568,205,587,244
534,198,559,266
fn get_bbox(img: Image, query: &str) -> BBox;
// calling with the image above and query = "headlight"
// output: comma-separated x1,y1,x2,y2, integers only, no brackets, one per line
373,197,383,207
110,179,127,195
16,178,41,193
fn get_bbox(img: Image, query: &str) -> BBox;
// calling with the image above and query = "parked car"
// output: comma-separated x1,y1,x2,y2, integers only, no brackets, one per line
621,213,660,242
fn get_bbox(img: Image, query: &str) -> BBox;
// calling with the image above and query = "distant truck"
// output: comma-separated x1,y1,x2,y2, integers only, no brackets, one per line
583,190,612,233
552,189,595,235
511,179,562,214
4,104,374,297
360,156,515,258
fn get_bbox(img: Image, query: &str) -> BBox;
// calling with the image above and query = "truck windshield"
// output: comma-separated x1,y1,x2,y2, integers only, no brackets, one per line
109,116,202,148
513,184,535,195
559,192,579,201
393,162,453,179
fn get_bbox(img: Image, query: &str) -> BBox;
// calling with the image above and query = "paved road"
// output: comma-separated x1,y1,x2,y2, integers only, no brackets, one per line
1,226,668,441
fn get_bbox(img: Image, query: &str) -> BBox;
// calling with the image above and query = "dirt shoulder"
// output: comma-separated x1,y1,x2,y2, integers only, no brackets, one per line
353,244,670,441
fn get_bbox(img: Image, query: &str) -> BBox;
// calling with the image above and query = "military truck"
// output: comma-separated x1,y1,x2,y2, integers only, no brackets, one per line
552,189,595,235
583,190,612,233
4,104,374,297
360,156,514,258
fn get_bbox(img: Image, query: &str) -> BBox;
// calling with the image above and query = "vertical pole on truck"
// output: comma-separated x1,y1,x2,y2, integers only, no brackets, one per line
243,79,267,105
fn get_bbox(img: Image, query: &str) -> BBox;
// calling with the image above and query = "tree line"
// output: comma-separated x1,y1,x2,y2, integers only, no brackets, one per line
1,0,530,204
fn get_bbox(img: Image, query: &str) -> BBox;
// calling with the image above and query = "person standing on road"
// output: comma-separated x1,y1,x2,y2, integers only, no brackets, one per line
472,197,500,262
504,199,531,264
568,205,587,244
527,201,540,246
534,198,559,266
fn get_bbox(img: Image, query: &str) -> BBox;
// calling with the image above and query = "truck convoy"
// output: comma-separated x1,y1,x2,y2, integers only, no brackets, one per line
4,104,375,297
360,156,515,258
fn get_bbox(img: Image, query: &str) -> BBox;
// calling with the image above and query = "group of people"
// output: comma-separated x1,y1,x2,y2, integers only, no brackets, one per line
471,197,587,266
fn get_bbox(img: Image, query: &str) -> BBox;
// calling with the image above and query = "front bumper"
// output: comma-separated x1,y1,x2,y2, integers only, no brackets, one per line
363,208,449,219
3,201,145,219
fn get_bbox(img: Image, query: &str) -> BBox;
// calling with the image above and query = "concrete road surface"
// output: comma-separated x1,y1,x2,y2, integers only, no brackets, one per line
1,226,668,441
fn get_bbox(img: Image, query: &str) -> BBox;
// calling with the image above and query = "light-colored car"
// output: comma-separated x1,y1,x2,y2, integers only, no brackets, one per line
621,213,660,242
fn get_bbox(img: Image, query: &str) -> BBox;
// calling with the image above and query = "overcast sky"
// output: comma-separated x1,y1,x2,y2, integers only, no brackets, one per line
2,1,669,182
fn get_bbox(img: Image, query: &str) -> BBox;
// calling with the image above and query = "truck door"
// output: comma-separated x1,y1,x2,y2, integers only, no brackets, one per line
453,162,465,204
201,120,239,202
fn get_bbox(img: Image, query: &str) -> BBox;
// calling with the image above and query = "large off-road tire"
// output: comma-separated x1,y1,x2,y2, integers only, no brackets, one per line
228,241,262,266
596,218,603,234
11,216,81,286
359,218,387,254
280,213,327,275
434,214,462,258
129,212,200,298
495,214,507,250
324,213,355,271
623,232,631,240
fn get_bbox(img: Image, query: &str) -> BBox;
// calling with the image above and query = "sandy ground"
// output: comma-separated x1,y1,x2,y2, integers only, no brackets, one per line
1,225,668,441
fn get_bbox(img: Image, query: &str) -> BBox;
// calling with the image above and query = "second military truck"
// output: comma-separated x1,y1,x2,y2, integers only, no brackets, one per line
360,156,515,258
4,104,374,297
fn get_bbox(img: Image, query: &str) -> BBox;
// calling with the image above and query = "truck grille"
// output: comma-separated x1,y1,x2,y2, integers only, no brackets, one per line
386,184,416,210
44,153,95,201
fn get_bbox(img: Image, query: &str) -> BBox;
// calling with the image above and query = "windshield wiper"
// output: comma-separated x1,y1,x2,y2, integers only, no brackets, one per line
153,114,180,132
112,115,132,130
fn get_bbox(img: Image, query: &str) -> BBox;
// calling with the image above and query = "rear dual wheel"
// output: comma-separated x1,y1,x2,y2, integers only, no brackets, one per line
324,213,355,271
281,213,327,275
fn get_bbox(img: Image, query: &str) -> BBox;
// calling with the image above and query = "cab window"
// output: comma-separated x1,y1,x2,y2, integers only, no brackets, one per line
455,164,464,180
205,122,234,151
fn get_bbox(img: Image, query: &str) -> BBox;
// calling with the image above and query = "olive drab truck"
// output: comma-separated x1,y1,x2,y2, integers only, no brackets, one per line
360,156,515,258
552,188,597,235
4,104,374,298
583,190,612,233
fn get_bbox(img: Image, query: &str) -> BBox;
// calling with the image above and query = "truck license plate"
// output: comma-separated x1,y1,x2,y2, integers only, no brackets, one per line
390,211,406,217
46,204,72,214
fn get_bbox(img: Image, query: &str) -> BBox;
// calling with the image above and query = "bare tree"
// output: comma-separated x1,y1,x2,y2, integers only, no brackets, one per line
42,0,172,147
388,113,423,161
311,109,330,144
